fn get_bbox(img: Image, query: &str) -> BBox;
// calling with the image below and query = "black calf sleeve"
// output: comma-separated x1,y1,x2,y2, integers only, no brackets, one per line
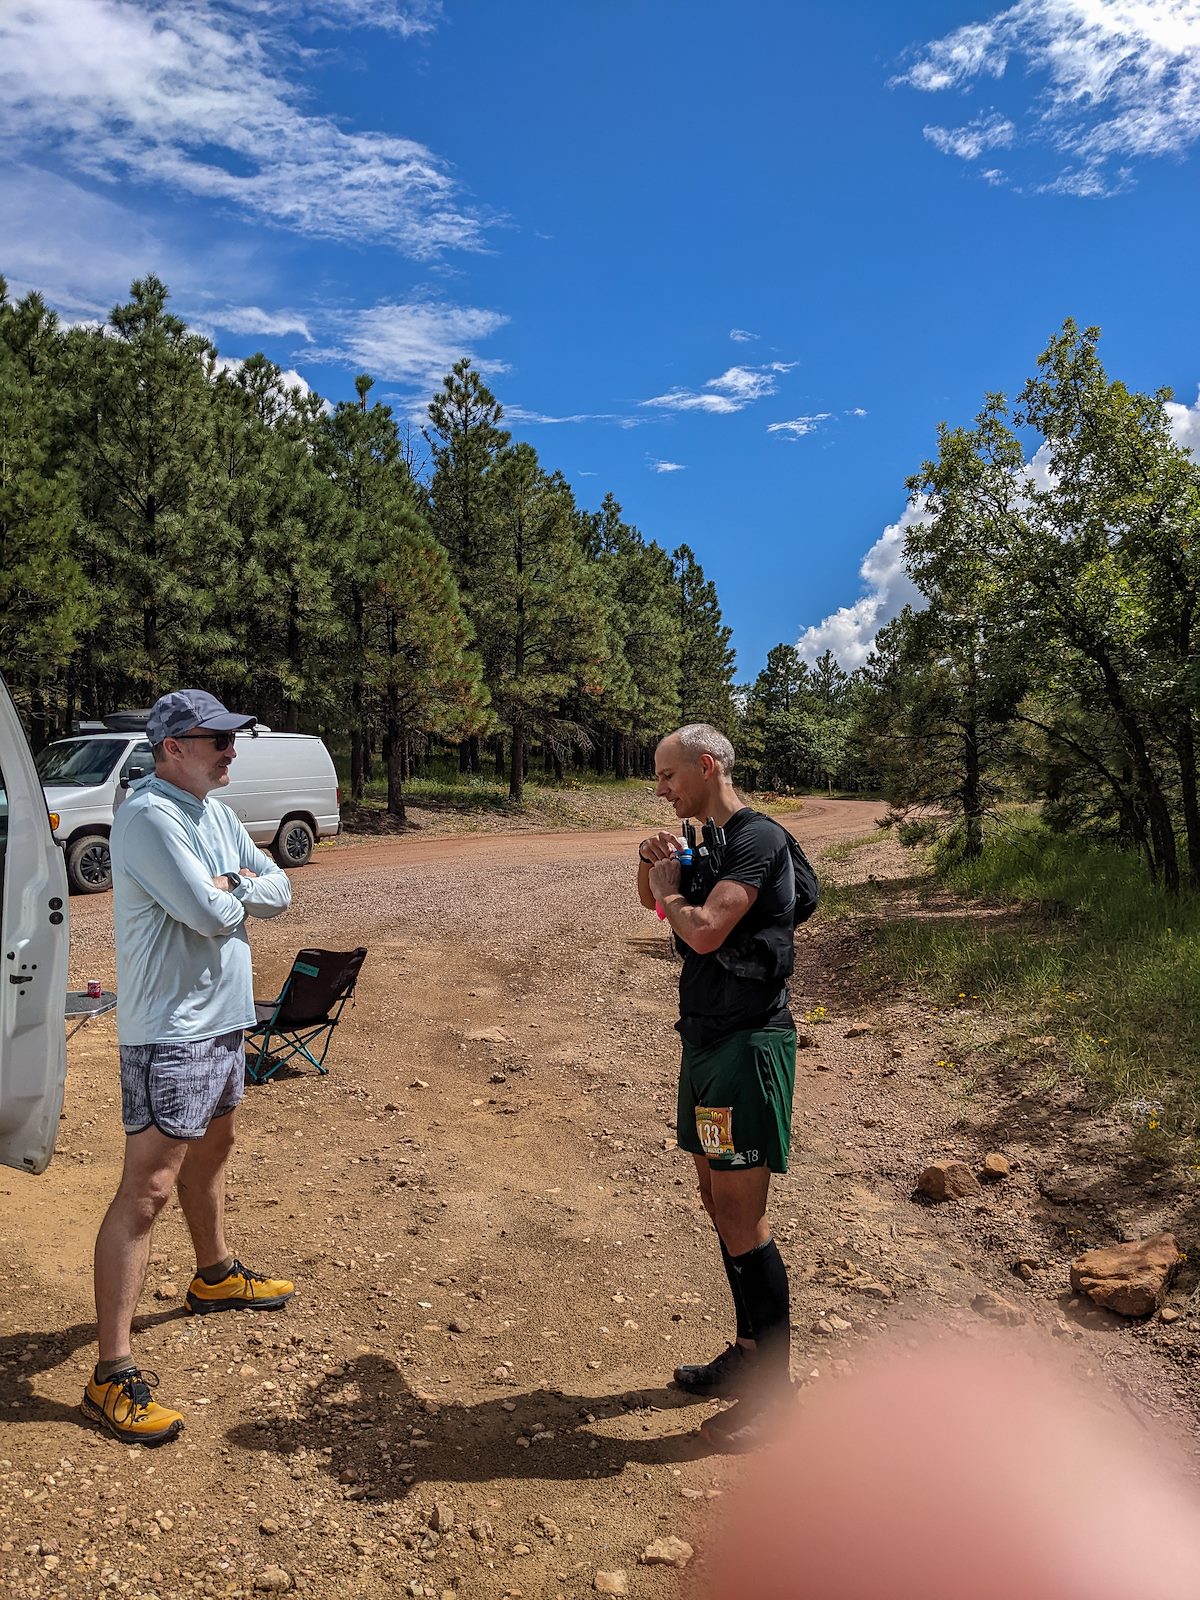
719,1234,754,1342
730,1237,791,1378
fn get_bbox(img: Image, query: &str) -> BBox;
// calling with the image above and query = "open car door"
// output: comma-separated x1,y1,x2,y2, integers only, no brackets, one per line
0,673,69,1173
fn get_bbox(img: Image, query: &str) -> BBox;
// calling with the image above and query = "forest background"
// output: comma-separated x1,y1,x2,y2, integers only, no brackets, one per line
4,272,1200,906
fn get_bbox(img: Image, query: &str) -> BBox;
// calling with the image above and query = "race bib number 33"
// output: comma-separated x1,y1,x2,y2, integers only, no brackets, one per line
695,1105,734,1159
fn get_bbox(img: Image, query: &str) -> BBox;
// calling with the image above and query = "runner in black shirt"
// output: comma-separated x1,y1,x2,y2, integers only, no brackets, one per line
637,724,798,1451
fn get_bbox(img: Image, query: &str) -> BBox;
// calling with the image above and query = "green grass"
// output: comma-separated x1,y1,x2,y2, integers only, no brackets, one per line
857,813,1200,1150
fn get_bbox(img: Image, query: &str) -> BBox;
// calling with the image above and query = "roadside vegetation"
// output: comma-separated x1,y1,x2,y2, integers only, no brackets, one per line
342,767,809,835
830,812,1200,1160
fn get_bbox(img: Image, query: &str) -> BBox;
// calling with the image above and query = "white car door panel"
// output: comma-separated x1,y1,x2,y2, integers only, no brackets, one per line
0,676,70,1174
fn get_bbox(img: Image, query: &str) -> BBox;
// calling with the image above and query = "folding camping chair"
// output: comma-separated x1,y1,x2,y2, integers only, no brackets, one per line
245,947,367,1083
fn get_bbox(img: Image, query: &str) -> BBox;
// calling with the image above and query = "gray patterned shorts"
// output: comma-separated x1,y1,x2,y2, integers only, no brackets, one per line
119,1030,246,1141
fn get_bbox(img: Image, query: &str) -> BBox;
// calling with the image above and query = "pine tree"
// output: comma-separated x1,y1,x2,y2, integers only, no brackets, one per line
474,443,609,800
0,282,91,739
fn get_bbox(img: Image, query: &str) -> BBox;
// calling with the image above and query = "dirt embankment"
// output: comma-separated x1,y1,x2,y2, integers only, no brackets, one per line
3,798,1199,1600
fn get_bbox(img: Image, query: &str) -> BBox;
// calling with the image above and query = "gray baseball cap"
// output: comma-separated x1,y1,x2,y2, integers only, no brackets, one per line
146,689,256,745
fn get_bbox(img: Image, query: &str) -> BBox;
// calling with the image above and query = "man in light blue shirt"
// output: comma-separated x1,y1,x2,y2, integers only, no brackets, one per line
84,689,296,1445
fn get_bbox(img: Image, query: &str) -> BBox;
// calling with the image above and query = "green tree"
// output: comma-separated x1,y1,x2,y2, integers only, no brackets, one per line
0,282,91,740
68,275,226,711
672,543,736,731
474,443,609,800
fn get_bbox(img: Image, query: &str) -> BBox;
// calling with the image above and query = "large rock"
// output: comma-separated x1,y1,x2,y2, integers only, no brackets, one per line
1069,1233,1183,1317
642,1536,694,1568
917,1160,981,1202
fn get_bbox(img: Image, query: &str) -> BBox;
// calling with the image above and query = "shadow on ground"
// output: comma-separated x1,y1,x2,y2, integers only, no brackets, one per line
225,1353,716,1501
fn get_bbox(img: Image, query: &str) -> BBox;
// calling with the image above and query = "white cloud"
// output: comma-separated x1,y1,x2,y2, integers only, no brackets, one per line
650,459,686,473
642,360,795,415
0,163,183,318
767,413,832,439
796,499,928,669
641,389,744,415
847,407,869,417
897,0,1200,192
729,327,760,342
306,300,509,389
296,0,442,36
502,405,645,428
923,112,1016,160
0,0,492,255
1166,386,1200,458
796,382,1200,671
210,306,314,341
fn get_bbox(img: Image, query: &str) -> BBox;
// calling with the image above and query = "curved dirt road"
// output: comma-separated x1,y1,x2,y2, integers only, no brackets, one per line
307,796,884,872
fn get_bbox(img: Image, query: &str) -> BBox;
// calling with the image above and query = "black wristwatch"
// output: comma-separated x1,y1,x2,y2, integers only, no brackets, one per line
638,847,654,865
225,871,243,892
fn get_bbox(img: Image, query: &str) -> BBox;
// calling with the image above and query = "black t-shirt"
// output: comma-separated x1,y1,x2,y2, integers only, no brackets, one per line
675,808,796,1046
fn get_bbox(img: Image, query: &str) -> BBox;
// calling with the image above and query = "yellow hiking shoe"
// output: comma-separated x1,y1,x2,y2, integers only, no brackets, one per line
186,1258,294,1315
82,1367,184,1445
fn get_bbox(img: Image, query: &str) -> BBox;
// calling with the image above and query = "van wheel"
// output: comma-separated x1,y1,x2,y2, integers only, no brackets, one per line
67,834,113,894
274,817,315,868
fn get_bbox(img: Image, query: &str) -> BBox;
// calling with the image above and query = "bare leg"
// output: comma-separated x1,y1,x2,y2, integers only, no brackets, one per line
708,1163,772,1257
94,1128,190,1362
175,1111,236,1271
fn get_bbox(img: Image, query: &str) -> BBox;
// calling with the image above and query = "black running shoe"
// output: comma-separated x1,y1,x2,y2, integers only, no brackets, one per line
699,1397,773,1454
673,1342,751,1397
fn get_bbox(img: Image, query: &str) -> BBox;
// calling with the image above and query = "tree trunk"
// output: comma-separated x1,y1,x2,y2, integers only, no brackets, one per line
385,727,406,823
509,725,525,801
1176,717,1200,889
493,736,505,778
350,729,366,803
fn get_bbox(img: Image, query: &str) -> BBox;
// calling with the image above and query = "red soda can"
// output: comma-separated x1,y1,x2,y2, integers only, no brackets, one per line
86,979,102,999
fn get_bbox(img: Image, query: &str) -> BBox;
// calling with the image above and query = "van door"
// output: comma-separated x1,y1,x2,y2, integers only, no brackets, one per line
0,674,70,1174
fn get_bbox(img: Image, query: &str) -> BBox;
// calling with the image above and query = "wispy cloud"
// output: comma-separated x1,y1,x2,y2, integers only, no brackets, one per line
0,0,493,255
210,306,314,342
649,458,686,473
297,0,443,36
896,0,1200,194
729,327,760,342
306,301,509,389
642,360,796,415
502,405,645,429
767,413,832,439
847,407,869,417
0,161,250,320
923,112,1016,160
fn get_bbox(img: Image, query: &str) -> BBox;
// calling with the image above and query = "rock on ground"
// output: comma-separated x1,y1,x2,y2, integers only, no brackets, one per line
1070,1233,1183,1317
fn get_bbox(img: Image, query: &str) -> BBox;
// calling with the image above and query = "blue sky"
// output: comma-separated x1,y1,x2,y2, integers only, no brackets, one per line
4,1,1200,679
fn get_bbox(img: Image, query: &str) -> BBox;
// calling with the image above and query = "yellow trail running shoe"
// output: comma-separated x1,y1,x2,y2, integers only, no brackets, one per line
81,1367,184,1445
186,1258,294,1315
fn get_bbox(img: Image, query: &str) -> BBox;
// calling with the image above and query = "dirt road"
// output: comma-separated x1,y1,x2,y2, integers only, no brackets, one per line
3,800,1198,1600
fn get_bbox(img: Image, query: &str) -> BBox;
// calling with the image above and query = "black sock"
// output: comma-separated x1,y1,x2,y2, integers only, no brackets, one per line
94,1356,137,1384
197,1254,235,1285
719,1235,754,1342
730,1237,791,1383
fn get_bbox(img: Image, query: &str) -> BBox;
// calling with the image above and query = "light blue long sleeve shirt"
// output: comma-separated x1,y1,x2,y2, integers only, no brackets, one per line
111,775,292,1045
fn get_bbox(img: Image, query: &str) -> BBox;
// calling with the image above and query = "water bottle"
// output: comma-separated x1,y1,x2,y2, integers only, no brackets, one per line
656,843,693,919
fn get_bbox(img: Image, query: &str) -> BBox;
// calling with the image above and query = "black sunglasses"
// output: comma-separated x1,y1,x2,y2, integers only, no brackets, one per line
175,731,238,751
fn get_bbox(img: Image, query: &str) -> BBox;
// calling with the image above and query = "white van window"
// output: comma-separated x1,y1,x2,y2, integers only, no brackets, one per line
121,742,154,784
35,739,125,786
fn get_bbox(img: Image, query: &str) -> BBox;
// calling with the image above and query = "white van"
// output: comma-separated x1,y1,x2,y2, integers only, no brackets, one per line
38,723,341,893
0,674,69,1174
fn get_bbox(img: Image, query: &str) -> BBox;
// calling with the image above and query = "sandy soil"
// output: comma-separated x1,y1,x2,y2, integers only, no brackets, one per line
2,798,1198,1600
